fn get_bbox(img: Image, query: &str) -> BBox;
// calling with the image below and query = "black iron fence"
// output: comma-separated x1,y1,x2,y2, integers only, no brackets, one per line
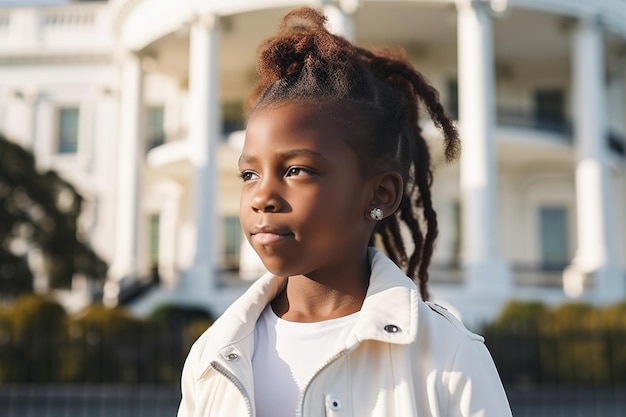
0,328,624,415
1,294,625,415
0,384,181,417
0,384,624,417
0,296,212,386
485,329,626,387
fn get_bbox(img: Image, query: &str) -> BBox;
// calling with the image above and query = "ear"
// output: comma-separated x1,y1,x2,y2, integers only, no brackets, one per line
367,171,403,220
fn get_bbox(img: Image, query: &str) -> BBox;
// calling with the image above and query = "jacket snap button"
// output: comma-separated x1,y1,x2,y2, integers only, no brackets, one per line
225,353,239,361
383,324,401,333
329,398,341,410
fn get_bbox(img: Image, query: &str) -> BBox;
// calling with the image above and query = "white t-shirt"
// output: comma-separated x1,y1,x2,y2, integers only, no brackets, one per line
252,304,359,417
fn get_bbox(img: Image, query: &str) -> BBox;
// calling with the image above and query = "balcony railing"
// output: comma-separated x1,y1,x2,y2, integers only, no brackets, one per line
496,107,573,137
448,103,626,155
428,262,570,287
512,263,566,287
447,105,573,137
0,4,112,55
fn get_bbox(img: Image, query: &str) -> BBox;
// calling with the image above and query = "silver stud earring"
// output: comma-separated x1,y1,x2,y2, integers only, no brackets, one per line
369,208,384,221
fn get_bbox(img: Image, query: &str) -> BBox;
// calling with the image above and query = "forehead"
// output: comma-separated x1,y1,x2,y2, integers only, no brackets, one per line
243,102,355,156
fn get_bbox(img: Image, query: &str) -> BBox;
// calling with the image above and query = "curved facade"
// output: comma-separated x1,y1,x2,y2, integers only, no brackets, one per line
1,0,625,325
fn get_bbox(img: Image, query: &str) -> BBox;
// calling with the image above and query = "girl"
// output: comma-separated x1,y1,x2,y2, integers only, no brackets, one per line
178,7,512,417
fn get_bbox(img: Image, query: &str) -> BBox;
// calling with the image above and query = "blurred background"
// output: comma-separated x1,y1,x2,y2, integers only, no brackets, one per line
0,0,625,415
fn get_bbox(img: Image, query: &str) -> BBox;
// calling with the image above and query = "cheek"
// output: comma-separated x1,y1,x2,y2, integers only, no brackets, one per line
294,186,365,230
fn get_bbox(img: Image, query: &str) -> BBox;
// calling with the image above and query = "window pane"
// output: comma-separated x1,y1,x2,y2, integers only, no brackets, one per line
146,106,165,150
451,201,462,267
447,79,458,120
539,207,569,270
222,101,244,136
534,89,565,132
222,216,242,269
149,214,160,266
57,107,79,154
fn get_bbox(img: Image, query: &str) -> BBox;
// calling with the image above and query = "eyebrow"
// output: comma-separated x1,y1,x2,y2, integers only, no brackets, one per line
238,149,328,164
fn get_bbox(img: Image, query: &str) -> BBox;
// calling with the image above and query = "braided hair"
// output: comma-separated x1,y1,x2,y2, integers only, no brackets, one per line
247,7,461,300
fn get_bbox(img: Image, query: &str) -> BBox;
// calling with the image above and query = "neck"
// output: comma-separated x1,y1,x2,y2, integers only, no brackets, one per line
271,253,370,323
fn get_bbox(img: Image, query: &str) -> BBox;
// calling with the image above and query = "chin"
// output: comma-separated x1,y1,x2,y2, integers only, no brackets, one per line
258,256,307,278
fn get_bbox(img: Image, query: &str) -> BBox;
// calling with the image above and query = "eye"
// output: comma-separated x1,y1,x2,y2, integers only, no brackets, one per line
239,171,259,182
286,167,313,177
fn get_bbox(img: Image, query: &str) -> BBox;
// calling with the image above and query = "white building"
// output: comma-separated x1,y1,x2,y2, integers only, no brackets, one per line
1,0,625,326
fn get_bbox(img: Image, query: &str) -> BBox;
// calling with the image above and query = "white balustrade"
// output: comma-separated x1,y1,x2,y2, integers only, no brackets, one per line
0,5,112,55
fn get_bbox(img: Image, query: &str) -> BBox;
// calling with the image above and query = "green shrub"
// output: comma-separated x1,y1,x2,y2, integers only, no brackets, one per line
146,304,214,384
0,307,13,383
64,304,144,383
539,303,606,385
2,294,67,382
484,301,626,386
488,301,548,332
600,302,626,384
148,304,213,327
483,301,548,386
183,319,213,352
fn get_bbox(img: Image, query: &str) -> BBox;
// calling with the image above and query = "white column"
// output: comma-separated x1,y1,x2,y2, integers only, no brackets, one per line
32,92,54,169
564,17,623,302
457,1,509,294
157,182,182,289
21,88,39,152
2,88,39,151
182,13,220,304
106,51,143,306
323,0,357,42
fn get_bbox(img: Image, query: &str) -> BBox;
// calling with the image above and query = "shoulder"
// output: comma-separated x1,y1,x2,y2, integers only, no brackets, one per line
419,301,485,342
421,301,484,343
412,302,512,415
414,301,487,365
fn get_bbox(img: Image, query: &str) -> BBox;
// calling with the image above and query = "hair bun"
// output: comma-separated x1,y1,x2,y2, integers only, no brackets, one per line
278,7,327,34
254,7,351,95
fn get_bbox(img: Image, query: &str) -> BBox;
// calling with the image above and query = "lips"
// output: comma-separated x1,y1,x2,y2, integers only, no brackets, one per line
250,225,294,245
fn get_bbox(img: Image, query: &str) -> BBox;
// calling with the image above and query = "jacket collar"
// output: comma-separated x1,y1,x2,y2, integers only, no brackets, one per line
195,248,419,380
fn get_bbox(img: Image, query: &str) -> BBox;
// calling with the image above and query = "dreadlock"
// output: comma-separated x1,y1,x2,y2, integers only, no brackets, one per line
247,7,461,301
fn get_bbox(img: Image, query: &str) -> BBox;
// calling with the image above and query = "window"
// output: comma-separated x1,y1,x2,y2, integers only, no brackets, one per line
538,207,569,270
534,89,566,133
451,201,462,267
149,214,160,267
222,101,245,136
146,106,165,151
57,107,79,154
447,79,458,120
222,216,242,270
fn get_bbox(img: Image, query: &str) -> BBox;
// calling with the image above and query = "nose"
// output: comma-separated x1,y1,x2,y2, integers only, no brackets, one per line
250,178,283,213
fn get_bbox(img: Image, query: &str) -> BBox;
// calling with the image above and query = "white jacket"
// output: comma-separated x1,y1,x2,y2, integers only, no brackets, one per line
178,249,512,417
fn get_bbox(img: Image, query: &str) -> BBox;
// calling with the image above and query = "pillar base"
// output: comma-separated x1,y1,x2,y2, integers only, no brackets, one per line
431,259,511,329
464,259,511,327
464,258,511,293
563,262,625,303
177,261,216,307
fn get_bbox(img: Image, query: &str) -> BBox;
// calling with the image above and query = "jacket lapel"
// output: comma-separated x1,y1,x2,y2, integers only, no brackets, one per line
347,248,419,347
194,247,419,380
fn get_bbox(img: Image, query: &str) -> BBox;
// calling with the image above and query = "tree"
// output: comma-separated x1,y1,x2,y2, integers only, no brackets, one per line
0,133,107,301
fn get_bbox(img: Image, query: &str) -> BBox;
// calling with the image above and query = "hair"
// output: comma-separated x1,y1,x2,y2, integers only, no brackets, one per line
247,7,460,301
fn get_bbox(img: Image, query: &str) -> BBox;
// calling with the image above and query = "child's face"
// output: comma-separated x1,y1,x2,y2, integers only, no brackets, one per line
239,102,373,278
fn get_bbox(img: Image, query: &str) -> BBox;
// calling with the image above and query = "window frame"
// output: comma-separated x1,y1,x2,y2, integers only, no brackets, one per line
56,106,80,154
